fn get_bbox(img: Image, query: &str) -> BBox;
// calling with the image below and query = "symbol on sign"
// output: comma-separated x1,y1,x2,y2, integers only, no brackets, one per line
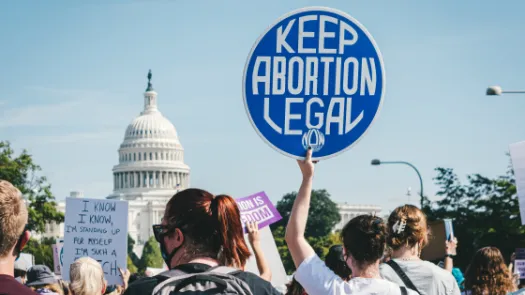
302,129,325,152
243,6,385,160
60,247,64,265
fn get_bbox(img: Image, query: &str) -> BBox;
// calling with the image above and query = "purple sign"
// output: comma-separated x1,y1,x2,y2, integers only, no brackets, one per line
236,191,282,233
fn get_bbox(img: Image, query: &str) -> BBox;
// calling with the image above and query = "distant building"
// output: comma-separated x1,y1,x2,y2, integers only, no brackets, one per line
37,71,190,255
334,203,382,231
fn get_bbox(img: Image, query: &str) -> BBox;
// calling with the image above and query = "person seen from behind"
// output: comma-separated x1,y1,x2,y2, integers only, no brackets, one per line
0,180,36,295
463,247,516,295
246,221,272,282
15,258,29,284
379,204,460,295
69,257,107,295
26,265,63,295
123,188,281,295
285,149,417,295
285,277,307,295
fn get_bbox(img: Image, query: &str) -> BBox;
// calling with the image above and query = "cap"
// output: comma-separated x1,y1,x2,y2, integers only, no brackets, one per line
26,265,58,287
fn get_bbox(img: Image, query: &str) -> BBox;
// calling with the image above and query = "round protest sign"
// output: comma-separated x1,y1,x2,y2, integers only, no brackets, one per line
243,7,385,160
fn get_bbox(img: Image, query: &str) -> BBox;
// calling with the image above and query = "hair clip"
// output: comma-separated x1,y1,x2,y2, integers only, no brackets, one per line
392,219,406,234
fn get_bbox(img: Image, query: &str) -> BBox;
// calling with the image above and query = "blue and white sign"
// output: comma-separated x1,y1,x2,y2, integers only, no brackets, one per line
243,7,385,160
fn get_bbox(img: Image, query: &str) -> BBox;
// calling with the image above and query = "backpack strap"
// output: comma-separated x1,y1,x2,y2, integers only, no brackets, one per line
385,260,421,295
400,286,408,295
208,265,242,276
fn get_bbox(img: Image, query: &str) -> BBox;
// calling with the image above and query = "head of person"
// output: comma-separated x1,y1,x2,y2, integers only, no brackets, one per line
340,215,386,273
154,188,251,269
0,180,30,272
325,245,351,281
69,257,107,295
26,265,63,295
285,277,307,295
387,204,428,255
464,247,514,294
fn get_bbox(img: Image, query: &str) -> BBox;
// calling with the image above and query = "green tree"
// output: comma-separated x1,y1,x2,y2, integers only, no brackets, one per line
128,234,140,268
139,236,164,272
424,166,521,270
127,255,138,273
23,237,56,269
271,189,342,274
271,189,341,238
0,141,64,233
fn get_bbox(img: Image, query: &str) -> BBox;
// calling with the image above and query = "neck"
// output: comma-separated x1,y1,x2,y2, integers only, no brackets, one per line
352,261,381,279
391,244,420,260
0,257,15,277
170,247,219,268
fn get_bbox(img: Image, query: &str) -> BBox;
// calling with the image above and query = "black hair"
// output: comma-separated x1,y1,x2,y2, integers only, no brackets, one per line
341,215,386,266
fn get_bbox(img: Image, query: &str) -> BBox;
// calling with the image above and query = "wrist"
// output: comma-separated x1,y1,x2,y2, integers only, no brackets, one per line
302,175,313,181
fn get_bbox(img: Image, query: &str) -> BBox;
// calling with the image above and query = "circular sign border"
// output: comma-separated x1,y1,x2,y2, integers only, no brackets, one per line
242,6,386,161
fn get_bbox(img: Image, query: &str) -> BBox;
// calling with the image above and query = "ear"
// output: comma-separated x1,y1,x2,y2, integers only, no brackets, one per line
102,281,107,294
173,228,184,248
19,231,31,250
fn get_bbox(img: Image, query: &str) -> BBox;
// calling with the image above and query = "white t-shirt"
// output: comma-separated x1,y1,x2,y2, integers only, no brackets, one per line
380,259,461,295
295,254,419,295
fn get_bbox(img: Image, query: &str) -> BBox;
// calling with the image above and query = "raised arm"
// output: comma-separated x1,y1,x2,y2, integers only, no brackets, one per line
247,221,272,281
285,148,316,268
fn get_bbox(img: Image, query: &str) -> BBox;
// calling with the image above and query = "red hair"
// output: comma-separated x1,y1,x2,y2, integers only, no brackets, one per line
165,188,251,268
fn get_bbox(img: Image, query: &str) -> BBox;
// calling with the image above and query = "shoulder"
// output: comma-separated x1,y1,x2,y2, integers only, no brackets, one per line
422,261,456,280
234,271,281,295
123,276,160,295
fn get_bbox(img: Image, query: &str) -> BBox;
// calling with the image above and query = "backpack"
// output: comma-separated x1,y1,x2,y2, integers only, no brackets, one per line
151,266,254,295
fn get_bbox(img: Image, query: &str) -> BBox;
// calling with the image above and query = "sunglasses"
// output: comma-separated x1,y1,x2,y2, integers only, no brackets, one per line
152,224,168,243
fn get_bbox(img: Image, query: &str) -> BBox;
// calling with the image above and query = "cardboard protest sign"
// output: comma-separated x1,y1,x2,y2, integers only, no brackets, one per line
421,219,454,261
510,141,525,225
243,7,385,160
62,198,128,285
237,192,282,233
52,242,64,275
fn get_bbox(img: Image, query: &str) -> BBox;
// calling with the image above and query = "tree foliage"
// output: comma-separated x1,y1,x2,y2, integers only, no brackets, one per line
271,189,342,274
139,236,163,272
423,166,520,269
23,237,56,269
127,255,138,273
271,189,341,238
0,141,64,233
128,234,140,268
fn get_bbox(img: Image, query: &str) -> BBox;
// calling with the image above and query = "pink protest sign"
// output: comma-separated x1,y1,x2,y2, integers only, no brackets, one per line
236,191,282,233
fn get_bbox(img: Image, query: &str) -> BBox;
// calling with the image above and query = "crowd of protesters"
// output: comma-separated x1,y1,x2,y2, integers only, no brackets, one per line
1,150,525,295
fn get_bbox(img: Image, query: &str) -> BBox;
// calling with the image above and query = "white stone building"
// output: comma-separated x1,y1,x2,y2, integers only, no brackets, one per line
40,71,190,252
334,203,382,231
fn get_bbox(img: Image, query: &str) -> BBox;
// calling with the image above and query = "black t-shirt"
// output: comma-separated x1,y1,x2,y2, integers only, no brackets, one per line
123,263,281,295
0,274,37,295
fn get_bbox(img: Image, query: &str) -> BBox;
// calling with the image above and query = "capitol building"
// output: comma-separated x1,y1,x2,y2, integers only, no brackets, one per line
42,71,190,252
41,71,380,253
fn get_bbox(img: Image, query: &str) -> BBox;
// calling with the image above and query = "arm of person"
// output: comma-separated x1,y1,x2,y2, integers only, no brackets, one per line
285,148,316,268
247,221,272,282
119,268,131,294
444,237,458,272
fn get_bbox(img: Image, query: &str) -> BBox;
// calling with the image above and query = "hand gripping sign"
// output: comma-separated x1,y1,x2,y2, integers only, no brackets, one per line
243,7,385,160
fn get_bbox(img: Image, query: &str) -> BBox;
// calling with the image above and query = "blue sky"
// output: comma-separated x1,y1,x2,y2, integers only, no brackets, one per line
1,1,524,213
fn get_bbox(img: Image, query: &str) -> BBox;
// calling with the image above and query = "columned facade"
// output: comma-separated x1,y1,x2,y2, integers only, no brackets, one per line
107,71,190,249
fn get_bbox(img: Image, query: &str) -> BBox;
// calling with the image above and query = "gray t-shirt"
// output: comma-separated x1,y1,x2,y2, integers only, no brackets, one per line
380,259,461,295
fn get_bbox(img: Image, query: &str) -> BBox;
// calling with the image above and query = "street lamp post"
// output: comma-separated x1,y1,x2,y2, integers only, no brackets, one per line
486,85,525,96
371,159,424,207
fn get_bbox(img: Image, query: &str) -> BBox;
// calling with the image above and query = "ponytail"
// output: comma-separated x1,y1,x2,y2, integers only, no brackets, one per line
212,194,251,268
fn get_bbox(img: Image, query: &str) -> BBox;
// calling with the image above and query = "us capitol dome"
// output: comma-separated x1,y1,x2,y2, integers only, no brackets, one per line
39,71,191,250
107,70,190,246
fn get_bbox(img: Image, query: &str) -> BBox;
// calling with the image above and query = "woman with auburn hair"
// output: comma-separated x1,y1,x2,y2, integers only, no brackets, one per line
380,205,460,295
123,188,281,295
464,247,516,295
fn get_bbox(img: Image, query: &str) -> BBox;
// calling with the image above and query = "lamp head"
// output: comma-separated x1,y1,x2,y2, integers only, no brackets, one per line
371,159,381,166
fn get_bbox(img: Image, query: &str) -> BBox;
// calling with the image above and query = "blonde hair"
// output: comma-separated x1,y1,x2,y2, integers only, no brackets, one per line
0,180,27,258
387,204,428,250
69,257,106,295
